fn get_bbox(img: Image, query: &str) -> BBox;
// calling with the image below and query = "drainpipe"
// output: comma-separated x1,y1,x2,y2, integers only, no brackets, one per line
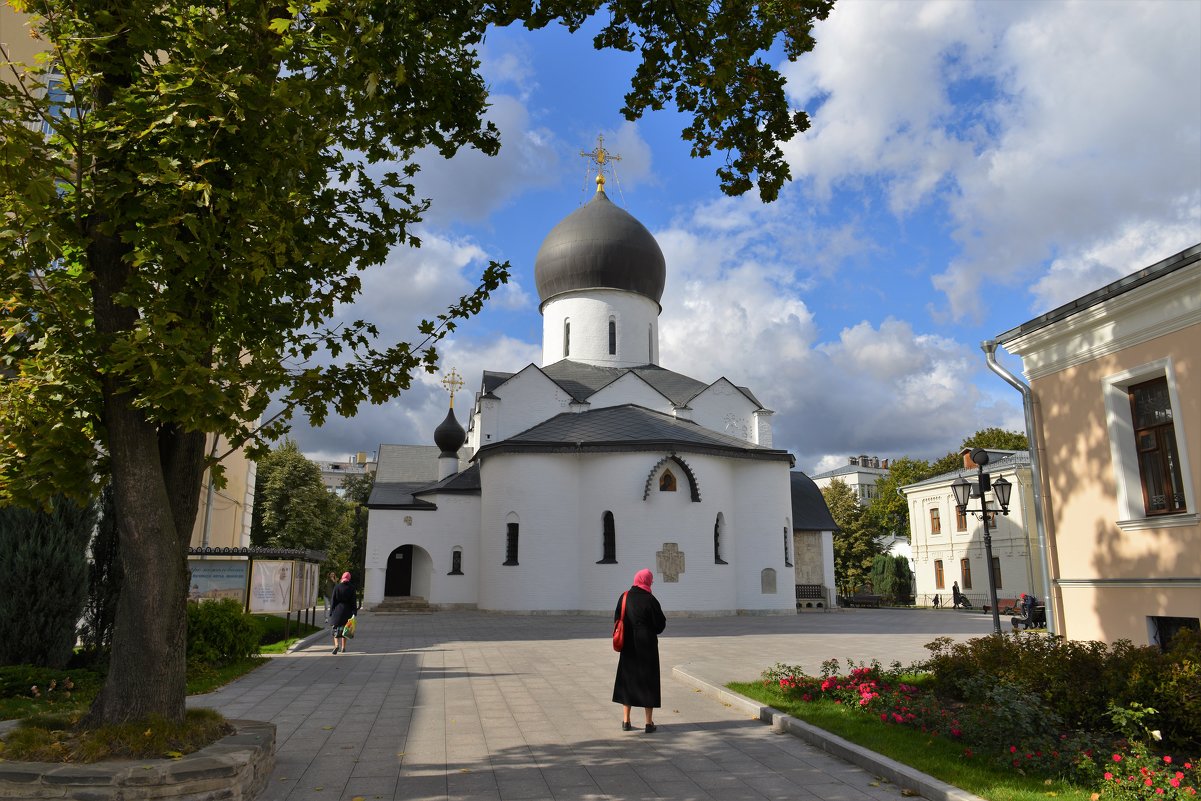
982,340,1056,635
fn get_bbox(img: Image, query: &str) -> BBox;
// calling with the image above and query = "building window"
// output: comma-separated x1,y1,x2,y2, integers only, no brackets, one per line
956,507,967,531
659,469,677,492
1129,377,1187,515
991,556,1002,589
960,558,972,590
934,560,944,589
1104,361,1196,527
1149,616,1200,652
648,324,653,361
598,511,616,563
504,522,519,565
783,527,792,567
449,549,463,575
929,508,941,535
608,317,616,355
563,320,570,358
714,513,727,564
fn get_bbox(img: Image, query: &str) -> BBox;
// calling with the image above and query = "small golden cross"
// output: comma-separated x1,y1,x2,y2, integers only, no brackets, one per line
580,134,621,191
440,367,464,407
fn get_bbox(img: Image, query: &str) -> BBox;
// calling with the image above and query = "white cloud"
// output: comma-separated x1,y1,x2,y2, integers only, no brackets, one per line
784,0,1201,320
652,198,1019,472
412,94,561,225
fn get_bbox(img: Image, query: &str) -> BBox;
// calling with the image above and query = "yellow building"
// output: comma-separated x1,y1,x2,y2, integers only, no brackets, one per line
995,243,1200,646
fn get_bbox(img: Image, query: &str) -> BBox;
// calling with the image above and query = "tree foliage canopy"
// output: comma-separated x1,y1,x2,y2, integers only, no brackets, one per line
2,0,833,723
821,479,879,596
250,440,345,552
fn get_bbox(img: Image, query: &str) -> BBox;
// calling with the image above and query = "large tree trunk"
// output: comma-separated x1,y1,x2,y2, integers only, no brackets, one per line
84,228,207,726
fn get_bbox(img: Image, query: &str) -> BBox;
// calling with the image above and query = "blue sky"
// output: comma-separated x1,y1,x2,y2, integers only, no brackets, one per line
286,0,1201,475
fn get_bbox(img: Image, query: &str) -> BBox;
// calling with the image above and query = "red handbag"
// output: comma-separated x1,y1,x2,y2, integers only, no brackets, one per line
612,592,628,652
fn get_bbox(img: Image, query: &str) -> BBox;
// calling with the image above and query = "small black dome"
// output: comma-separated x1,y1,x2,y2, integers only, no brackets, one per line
534,190,666,306
434,408,466,457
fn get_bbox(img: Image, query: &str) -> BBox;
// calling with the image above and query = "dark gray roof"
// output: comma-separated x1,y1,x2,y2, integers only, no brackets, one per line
475,404,793,463
367,481,438,509
995,243,1200,344
790,472,839,531
534,190,666,306
413,463,481,496
479,361,763,410
900,451,1031,492
367,464,482,509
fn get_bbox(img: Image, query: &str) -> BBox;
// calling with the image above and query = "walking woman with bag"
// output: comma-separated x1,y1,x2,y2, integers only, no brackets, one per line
330,571,357,655
612,568,666,732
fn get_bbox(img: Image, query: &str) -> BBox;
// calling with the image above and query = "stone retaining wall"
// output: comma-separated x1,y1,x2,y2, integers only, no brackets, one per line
0,720,275,800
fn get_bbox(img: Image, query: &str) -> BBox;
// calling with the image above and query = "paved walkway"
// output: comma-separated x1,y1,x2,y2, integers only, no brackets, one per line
190,609,996,801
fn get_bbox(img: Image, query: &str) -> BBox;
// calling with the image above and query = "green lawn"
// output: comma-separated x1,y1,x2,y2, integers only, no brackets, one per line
728,681,1094,801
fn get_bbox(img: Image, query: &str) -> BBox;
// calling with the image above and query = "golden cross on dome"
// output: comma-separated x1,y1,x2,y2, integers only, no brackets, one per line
440,367,464,407
580,134,621,192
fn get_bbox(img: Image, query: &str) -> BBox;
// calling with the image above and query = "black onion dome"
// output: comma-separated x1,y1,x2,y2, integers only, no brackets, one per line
534,190,666,306
433,408,466,457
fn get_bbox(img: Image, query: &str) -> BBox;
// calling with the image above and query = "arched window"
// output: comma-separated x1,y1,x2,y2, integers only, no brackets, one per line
598,511,616,563
504,514,519,565
714,513,728,564
608,317,616,355
564,320,570,358
449,547,463,575
659,469,677,492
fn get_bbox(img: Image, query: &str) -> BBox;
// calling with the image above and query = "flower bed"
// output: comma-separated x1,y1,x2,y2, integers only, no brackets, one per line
757,632,1200,801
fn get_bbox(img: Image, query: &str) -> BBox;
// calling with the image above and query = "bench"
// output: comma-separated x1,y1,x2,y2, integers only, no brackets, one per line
1011,604,1047,631
843,594,882,608
984,597,1020,615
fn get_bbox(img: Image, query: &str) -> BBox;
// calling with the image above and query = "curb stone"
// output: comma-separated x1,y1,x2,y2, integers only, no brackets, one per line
672,664,989,801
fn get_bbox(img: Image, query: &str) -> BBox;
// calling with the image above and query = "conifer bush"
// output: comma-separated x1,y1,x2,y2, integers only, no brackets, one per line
0,498,95,667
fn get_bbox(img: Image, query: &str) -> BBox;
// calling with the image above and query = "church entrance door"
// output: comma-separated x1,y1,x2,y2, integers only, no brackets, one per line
385,544,414,596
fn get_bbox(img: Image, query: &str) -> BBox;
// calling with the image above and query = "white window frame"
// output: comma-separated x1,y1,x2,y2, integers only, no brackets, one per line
1103,358,1198,530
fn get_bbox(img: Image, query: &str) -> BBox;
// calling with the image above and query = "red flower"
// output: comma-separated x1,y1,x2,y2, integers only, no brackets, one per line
1165,756,1173,764
1114,754,1123,762
963,748,973,758
1171,778,1181,788
1105,772,1114,781
1011,746,1018,754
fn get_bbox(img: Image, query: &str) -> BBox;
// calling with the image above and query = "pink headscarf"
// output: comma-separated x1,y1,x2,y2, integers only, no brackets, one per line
341,572,352,582
633,569,654,593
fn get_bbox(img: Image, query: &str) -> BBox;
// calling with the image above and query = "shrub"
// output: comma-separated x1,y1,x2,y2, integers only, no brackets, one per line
0,498,95,667
1087,746,1199,800
923,633,1199,747
186,599,263,666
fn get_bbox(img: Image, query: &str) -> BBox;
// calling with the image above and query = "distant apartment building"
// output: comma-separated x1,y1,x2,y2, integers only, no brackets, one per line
315,452,378,495
810,455,892,504
995,243,1200,646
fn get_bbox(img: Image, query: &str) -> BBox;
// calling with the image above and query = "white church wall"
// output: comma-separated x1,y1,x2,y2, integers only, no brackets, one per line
486,366,575,443
542,289,660,368
586,372,673,414
582,452,741,613
688,379,758,443
731,460,797,613
478,453,583,611
363,493,481,609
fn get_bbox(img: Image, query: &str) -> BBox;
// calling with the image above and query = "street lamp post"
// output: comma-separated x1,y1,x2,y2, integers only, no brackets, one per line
951,448,1013,635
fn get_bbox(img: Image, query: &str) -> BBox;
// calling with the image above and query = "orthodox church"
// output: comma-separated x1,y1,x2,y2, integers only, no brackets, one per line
364,155,835,614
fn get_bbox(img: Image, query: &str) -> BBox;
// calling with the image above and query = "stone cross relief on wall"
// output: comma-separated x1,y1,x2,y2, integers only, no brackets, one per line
656,542,685,582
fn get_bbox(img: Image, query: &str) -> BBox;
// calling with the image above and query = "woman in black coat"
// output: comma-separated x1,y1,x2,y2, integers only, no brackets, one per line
330,571,357,655
612,568,666,732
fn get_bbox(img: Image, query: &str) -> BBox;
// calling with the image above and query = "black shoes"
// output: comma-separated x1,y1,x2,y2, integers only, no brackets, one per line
622,721,633,731
332,646,340,655
645,723,657,733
